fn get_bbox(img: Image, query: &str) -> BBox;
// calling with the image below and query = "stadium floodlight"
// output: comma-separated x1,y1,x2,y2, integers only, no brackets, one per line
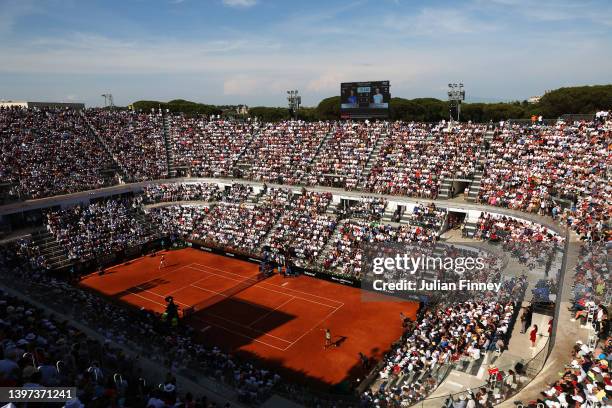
287,89,301,120
447,82,466,122
101,93,114,108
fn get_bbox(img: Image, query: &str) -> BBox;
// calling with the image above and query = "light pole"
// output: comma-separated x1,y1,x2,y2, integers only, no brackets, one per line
101,93,114,109
287,90,301,120
447,83,465,122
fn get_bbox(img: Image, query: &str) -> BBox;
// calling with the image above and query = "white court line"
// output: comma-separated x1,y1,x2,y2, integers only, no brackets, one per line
258,282,344,306
186,265,340,309
282,304,344,351
163,273,214,297
190,283,304,320
125,264,212,301
130,286,191,308
200,310,293,343
190,283,232,298
185,270,347,351
124,289,168,308
247,297,295,328
187,285,293,343
190,282,293,311
281,282,289,286
192,316,289,351
192,263,344,305
126,263,197,288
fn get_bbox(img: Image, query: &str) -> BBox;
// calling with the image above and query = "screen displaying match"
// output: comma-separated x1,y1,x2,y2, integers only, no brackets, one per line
340,81,390,119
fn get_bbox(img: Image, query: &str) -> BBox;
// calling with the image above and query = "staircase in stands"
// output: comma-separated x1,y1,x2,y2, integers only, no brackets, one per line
131,207,161,239
357,131,389,189
80,112,129,183
232,129,261,176
30,230,71,271
438,178,453,199
161,115,177,178
466,130,494,203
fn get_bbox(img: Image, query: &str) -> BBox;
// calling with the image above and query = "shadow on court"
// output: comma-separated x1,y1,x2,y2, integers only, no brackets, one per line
186,296,297,351
111,278,172,298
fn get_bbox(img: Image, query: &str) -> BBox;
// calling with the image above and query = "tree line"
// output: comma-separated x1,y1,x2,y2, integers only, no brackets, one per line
130,84,611,123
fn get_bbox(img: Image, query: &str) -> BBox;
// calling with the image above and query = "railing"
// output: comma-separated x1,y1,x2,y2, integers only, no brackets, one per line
506,118,559,126
413,338,551,408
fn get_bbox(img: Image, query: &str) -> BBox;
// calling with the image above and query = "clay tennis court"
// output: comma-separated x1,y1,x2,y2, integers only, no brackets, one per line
79,247,418,388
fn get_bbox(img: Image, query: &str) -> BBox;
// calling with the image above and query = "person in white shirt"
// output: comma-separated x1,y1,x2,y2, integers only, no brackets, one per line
372,88,384,104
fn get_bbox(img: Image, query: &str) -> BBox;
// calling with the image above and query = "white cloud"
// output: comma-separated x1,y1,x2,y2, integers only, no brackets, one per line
480,0,612,25
223,75,259,95
0,0,41,34
307,72,345,93
222,0,257,8
1,0,611,107
385,7,497,36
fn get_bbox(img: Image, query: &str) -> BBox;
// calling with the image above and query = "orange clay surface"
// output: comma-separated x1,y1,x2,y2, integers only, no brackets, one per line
79,248,418,388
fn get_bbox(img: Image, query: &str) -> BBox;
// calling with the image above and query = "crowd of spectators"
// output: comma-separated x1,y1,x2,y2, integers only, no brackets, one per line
336,197,388,221
570,242,610,335
223,183,253,203
169,117,258,178
148,205,210,239
533,340,611,408
0,243,280,406
85,109,167,181
479,121,610,241
306,121,387,189
363,123,486,199
521,241,611,408
474,213,562,244
368,296,518,407
45,197,156,261
203,203,281,252
322,216,443,279
3,108,609,245
403,203,447,231
4,107,612,408
241,121,331,184
267,192,336,267
142,182,222,204
0,107,116,200
473,212,565,278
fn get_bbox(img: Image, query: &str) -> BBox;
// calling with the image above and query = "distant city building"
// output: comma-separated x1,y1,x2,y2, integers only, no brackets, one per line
0,101,28,108
527,95,542,104
220,104,249,117
0,100,85,110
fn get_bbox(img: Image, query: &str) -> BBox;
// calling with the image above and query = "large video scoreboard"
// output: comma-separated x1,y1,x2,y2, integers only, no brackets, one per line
340,81,390,119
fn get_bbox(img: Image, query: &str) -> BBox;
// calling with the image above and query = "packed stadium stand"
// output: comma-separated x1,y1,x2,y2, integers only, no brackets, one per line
0,106,609,408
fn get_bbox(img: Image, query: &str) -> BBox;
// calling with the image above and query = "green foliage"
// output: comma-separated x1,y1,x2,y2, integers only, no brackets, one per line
535,85,612,117
390,98,447,121
248,106,291,122
131,100,221,116
315,96,341,120
130,84,611,122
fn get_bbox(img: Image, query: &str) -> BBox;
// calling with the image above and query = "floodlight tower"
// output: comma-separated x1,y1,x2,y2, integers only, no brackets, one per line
287,90,301,120
447,83,465,122
101,94,115,109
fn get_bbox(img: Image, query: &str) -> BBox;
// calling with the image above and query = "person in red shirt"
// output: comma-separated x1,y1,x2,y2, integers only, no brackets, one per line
530,325,538,347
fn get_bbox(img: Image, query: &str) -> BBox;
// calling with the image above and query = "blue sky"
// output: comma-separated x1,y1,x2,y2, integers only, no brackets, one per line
1,0,611,107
